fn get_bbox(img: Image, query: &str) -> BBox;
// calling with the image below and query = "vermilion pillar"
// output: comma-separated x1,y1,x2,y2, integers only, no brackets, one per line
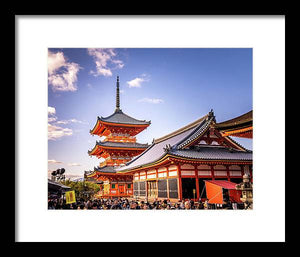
177,164,183,201
211,164,215,180
194,164,200,201
226,165,230,181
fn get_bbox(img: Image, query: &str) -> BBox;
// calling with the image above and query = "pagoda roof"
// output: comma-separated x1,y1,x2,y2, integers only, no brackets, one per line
98,109,151,126
85,167,118,179
95,141,149,149
94,165,116,173
93,165,132,177
84,170,97,180
88,141,149,156
116,110,252,173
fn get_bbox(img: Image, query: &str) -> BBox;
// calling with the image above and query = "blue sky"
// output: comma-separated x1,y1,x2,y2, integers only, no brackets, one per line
48,48,252,179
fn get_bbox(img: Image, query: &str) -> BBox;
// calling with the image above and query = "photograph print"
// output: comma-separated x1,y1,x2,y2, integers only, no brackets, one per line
48,48,253,211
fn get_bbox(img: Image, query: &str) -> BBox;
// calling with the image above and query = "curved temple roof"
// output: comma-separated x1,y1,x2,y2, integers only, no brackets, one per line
117,111,252,173
214,110,252,130
94,165,116,173
88,141,149,155
98,109,151,126
174,112,215,149
170,147,252,161
116,113,208,172
117,125,197,172
84,166,117,178
95,141,149,149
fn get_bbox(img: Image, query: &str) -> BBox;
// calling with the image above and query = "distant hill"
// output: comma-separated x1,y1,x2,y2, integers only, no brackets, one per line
72,177,84,182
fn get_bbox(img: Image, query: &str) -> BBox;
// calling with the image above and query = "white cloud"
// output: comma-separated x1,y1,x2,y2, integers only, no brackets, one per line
87,48,124,77
56,118,87,125
48,106,56,115
48,106,57,122
48,51,65,75
48,106,86,140
55,120,68,125
48,159,63,164
68,163,81,167
48,50,81,92
127,78,144,88
91,67,112,77
48,123,73,140
112,59,124,69
48,117,57,122
127,74,149,88
69,119,83,123
138,98,164,104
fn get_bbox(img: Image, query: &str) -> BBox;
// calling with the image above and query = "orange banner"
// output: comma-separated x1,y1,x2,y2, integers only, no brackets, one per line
205,181,223,204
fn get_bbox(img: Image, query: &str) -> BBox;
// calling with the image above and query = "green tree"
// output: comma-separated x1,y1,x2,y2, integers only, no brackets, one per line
62,179,100,201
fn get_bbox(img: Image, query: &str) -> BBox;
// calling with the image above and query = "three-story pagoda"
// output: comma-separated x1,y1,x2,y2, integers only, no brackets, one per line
86,76,150,198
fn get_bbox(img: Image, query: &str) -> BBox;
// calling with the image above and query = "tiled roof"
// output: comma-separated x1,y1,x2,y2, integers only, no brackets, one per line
48,179,71,189
94,165,116,173
175,115,214,149
117,111,252,172
169,146,252,161
96,141,149,149
117,116,207,172
99,109,151,125
214,110,252,130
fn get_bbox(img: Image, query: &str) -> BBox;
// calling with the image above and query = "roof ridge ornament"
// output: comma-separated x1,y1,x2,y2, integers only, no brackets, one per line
163,144,172,152
208,109,216,122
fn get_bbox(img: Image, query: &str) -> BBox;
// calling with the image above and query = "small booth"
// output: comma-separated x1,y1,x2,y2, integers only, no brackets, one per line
48,179,71,199
204,180,242,205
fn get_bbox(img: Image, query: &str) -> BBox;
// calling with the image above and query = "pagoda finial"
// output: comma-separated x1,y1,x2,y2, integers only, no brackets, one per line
115,76,120,111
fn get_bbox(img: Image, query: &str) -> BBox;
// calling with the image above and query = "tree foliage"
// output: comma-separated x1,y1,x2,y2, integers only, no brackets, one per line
61,179,100,200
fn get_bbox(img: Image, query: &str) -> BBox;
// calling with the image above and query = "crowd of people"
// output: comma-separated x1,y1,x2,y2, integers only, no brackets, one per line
48,197,244,210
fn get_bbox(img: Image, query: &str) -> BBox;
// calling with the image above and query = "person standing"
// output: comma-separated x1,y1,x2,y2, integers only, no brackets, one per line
203,200,208,210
